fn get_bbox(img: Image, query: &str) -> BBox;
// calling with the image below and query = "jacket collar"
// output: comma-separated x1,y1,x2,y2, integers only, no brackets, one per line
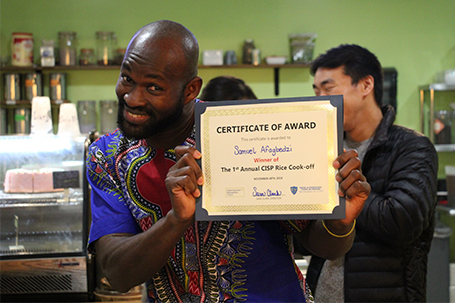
367,105,396,150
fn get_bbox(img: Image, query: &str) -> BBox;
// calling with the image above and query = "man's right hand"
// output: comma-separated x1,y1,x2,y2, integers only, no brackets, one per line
165,145,204,222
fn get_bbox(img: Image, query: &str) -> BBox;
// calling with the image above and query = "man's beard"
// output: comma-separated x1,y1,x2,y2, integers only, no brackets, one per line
117,95,185,140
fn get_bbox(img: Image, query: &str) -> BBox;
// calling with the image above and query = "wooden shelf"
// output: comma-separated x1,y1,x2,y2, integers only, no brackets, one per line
1,63,310,96
198,63,309,69
1,100,69,107
198,63,309,95
1,63,309,71
1,65,120,71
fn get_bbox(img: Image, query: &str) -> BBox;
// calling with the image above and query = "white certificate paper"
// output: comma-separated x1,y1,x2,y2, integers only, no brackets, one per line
195,96,344,221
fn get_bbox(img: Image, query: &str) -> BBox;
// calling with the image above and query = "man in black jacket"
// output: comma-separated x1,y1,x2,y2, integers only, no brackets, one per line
307,44,438,302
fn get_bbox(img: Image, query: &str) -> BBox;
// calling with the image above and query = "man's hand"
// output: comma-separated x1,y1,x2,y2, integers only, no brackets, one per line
165,145,203,223
333,149,370,225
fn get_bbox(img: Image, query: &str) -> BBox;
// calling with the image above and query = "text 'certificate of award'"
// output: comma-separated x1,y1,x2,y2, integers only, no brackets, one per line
195,95,344,221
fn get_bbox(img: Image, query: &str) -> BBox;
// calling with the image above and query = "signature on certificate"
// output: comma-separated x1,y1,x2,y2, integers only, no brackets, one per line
252,187,282,197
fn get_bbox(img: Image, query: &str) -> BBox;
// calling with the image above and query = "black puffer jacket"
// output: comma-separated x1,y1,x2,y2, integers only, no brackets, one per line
306,105,438,302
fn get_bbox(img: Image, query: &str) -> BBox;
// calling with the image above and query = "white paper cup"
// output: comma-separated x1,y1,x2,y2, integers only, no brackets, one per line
30,96,53,135
57,103,81,136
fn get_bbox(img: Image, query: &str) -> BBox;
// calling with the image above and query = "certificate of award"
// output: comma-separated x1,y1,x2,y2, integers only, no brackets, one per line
195,95,344,221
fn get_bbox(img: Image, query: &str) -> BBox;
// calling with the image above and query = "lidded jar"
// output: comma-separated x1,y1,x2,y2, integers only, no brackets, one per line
96,31,116,65
58,32,77,66
79,48,95,66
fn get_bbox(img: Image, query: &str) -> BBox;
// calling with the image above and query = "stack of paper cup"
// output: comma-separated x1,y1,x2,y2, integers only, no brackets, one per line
57,103,81,136
30,96,53,135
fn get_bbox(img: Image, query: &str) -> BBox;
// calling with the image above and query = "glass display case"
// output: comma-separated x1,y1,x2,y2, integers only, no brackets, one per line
0,134,94,302
419,83,455,152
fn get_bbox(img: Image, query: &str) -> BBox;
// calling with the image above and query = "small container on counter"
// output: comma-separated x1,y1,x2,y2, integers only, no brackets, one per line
79,48,95,66
58,32,77,66
11,32,34,67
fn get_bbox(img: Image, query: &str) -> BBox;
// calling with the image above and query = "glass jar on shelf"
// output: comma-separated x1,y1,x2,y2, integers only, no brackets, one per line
77,100,97,134
95,31,116,65
58,32,77,66
114,48,126,65
79,48,95,66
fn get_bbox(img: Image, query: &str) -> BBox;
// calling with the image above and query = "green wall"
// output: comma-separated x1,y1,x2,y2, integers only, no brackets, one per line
1,0,455,174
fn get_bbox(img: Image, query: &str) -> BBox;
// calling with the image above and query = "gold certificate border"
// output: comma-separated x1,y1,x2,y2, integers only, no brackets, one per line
201,101,338,215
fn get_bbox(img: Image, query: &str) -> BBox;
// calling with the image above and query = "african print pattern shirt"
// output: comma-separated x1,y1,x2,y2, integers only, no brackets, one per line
87,128,313,303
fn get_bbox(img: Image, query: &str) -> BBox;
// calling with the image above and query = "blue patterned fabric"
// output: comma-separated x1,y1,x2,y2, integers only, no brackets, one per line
87,128,313,303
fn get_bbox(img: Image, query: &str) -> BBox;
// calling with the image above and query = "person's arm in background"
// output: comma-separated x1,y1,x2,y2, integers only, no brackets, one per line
357,134,438,246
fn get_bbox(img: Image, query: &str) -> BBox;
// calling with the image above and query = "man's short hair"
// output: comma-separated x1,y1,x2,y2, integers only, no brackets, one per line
310,44,383,107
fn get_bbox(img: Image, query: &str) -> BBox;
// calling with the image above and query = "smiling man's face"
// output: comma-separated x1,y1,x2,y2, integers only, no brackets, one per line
313,66,366,134
114,34,189,141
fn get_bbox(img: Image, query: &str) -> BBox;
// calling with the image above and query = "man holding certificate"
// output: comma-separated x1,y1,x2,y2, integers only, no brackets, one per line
86,20,371,303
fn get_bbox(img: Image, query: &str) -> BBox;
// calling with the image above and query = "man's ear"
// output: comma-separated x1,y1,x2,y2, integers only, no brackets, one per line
361,75,374,97
183,76,203,104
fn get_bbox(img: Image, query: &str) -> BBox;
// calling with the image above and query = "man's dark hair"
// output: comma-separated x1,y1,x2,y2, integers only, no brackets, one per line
310,44,383,107
200,76,257,101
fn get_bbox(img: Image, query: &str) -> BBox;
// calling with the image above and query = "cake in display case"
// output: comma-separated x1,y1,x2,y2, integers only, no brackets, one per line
0,133,94,301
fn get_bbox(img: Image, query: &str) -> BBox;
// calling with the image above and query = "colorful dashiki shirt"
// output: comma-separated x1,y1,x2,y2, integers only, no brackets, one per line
87,128,314,303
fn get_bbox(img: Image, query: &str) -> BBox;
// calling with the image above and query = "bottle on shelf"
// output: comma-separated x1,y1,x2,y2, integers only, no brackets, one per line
242,39,255,64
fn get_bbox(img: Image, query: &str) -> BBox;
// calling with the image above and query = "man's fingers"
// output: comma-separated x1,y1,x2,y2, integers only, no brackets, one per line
174,145,201,161
344,180,370,200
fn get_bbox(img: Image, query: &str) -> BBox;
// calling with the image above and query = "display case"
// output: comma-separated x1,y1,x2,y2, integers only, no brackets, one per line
419,83,455,152
0,134,94,302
